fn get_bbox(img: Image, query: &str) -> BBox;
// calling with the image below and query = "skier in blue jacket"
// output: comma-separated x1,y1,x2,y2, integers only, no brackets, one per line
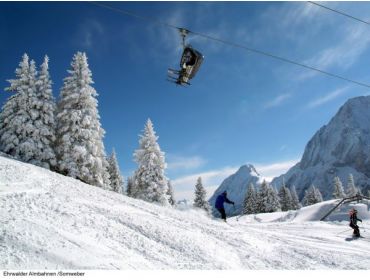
215,191,234,221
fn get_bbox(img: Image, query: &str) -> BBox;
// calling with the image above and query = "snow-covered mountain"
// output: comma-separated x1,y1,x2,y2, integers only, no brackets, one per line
208,164,261,216
272,96,370,199
1,155,370,269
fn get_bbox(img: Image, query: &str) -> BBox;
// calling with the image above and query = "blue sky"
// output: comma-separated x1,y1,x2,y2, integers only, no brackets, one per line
1,1,370,200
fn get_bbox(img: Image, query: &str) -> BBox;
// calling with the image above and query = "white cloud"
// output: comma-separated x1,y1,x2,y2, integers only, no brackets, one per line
264,94,291,109
255,159,299,182
78,19,104,49
176,185,219,203
172,166,239,200
167,155,206,170
299,24,370,81
307,86,350,109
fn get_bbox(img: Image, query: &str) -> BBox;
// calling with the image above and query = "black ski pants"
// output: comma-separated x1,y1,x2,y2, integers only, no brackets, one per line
350,223,360,236
216,207,226,221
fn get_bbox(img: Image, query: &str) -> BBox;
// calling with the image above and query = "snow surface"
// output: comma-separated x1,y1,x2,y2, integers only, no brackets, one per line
1,155,370,269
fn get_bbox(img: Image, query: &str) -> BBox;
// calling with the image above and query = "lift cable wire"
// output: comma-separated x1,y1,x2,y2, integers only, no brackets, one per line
88,1,370,89
307,1,370,26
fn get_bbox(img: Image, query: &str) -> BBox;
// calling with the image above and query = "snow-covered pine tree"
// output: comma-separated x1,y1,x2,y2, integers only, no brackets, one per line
55,52,110,188
314,187,323,203
257,180,281,213
332,176,345,199
193,177,211,213
0,54,30,157
243,182,257,214
265,183,281,213
0,94,20,155
278,183,293,211
167,180,176,206
346,174,359,197
302,186,314,206
256,180,268,213
31,55,57,169
126,176,135,197
133,119,169,205
302,185,322,206
107,149,124,193
290,185,302,210
0,55,50,168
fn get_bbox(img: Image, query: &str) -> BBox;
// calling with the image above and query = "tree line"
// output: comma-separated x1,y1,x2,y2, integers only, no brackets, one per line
0,52,176,206
190,173,367,217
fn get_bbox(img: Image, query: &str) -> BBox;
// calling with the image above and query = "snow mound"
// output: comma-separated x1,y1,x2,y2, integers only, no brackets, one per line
1,156,370,270
236,200,370,223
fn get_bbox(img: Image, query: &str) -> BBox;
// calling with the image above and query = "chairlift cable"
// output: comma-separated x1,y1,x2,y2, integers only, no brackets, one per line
307,1,370,26
88,1,370,89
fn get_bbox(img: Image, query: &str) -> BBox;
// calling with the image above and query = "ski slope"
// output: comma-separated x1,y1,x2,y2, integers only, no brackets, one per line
1,155,370,269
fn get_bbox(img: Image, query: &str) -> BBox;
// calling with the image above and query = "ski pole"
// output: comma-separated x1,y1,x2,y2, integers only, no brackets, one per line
337,228,352,234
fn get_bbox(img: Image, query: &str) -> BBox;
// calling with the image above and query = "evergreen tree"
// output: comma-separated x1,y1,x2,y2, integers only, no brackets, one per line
302,185,323,206
126,176,135,197
290,185,302,210
167,180,176,206
332,176,345,199
32,55,57,169
107,149,124,193
0,54,57,169
0,54,29,157
0,55,35,158
243,182,257,214
193,177,211,213
55,52,110,188
256,180,268,213
278,184,293,211
0,94,20,155
314,186,323,202
133,119,168,205
346,174,360,197
266,183,281,212
257,180,281,213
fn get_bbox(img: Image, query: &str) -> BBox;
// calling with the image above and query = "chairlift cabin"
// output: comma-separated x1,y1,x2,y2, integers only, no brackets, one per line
167,28,204,86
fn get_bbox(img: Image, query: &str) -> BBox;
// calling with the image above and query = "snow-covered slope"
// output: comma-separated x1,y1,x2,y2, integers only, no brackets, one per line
208,164,261,216
272,96,370,199
1,156,370,269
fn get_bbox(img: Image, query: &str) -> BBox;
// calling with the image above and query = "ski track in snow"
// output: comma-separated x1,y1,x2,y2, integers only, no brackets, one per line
1,156,370,269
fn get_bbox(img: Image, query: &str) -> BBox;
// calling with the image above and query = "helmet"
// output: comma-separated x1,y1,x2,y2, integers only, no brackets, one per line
222,191,227,195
